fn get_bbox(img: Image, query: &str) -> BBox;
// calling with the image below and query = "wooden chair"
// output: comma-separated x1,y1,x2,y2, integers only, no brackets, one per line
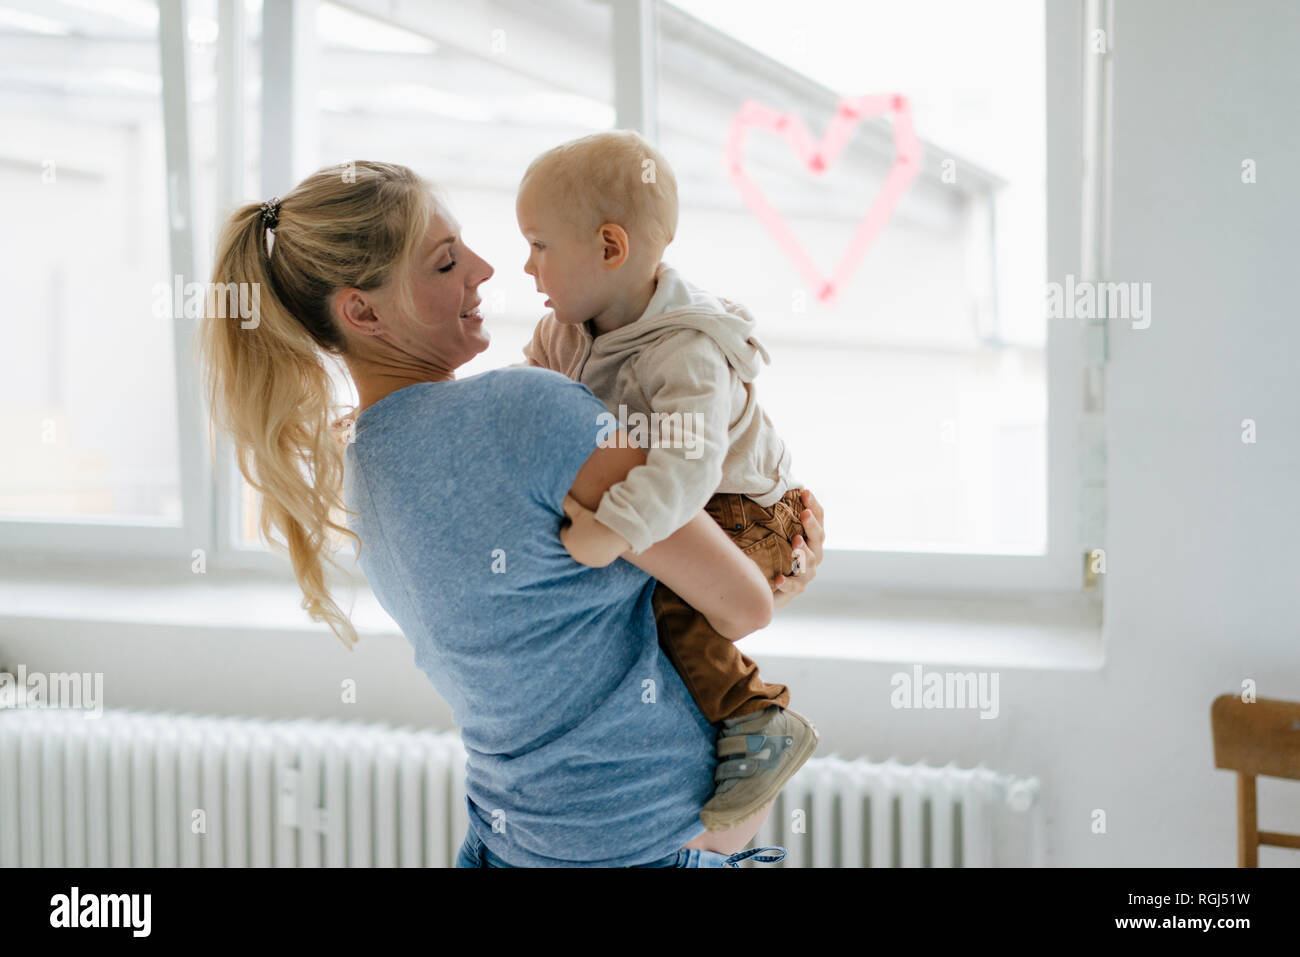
1211,694,1300,866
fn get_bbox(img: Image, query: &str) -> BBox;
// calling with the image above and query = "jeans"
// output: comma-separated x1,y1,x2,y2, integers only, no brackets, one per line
453,826,787,868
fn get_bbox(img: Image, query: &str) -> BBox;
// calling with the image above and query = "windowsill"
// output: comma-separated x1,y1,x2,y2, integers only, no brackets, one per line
0,557,401,637
753,592,1103,670
0,558,1104,670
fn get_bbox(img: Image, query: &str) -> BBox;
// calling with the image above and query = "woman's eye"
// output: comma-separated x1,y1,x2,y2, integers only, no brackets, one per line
532,242,544,250
438,258,456,273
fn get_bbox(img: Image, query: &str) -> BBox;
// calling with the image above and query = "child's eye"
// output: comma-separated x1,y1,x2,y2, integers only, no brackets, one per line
532,241,544,250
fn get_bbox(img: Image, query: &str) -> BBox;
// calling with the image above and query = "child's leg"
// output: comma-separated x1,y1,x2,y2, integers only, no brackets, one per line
652,583,788,724
651,490,806,724
664,488,817,831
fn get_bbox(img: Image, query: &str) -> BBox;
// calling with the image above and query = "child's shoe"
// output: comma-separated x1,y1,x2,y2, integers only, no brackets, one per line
699,705,819,832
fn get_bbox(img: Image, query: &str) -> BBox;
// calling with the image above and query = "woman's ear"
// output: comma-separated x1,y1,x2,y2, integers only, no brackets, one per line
599,223,630,269
333,287,382,336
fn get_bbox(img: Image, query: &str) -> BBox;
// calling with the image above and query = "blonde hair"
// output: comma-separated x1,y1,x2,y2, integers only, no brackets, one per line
199,161,436,650
520,129,678,252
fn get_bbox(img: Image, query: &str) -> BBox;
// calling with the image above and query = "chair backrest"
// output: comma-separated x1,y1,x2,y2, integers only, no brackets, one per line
1211,695,1300,780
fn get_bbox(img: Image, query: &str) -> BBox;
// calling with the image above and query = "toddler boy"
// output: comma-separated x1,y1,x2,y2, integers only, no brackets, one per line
516,130,818,832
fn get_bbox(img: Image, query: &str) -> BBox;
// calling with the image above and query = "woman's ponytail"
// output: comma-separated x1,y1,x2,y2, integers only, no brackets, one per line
198,162,434,649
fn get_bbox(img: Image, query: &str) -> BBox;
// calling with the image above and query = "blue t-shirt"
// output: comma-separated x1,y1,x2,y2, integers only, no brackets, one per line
342,366,716,866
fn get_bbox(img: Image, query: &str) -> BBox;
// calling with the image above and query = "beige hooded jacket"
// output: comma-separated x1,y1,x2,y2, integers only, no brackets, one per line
522,261,797,553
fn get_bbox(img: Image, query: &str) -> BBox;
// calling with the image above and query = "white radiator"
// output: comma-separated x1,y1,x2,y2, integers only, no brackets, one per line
0,707,468,867
753,755,1045,867
0,707,1044,867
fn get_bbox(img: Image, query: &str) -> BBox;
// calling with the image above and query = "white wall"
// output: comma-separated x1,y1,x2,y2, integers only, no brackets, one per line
768,0,1300,867
1087,0,1300,864
782,0,1300,867
3,0,1298,867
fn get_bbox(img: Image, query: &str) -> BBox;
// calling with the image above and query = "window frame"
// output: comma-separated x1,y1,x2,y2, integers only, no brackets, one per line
3,0,1105,607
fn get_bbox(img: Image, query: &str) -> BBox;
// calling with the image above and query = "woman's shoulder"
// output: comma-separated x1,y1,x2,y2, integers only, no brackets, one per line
474,365,592,400
351,367,606,485
360,368,594,426
464,366,606,423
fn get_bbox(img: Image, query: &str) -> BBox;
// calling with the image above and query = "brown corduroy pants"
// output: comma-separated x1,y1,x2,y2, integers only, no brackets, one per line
652,488,805,724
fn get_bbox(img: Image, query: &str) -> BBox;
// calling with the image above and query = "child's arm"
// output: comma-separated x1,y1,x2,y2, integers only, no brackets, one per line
591,331,734,554
565,438,773,639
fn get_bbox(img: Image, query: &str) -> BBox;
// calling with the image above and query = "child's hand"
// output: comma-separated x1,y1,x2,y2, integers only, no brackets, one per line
560,495,633,568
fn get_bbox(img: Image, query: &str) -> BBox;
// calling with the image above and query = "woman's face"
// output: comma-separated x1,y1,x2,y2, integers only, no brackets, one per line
360,199,495,372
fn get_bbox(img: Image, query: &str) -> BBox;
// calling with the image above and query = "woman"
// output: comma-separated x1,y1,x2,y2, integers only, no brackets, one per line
199,161,825,867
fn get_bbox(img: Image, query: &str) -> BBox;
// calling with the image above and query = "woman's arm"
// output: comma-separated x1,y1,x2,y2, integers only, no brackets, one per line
566,441,773,640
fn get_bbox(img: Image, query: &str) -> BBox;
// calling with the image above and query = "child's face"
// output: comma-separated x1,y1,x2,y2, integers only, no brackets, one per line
516,183,610,327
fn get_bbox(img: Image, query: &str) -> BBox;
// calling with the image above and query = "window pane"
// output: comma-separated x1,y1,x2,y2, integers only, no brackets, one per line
314,0,615,376
0,0,181,523
238,0,616,547
658,0,1047,553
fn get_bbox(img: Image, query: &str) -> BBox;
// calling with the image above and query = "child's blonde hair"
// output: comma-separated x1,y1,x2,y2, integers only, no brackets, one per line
520,129,678,253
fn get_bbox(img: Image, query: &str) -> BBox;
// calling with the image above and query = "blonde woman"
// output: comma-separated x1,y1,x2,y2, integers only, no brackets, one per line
199,161,825,867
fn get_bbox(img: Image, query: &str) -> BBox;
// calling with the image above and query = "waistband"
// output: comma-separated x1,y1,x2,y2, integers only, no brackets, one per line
461,826,787,868
707,488,805,529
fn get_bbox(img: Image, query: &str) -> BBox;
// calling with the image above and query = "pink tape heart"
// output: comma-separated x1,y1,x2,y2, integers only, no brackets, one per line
725,93,922,306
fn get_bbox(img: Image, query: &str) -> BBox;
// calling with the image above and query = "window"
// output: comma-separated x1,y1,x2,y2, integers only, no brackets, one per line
658,0,1047,555
231,0,618,549
3,0,1094,603
0,0,181,524
310,0,617,379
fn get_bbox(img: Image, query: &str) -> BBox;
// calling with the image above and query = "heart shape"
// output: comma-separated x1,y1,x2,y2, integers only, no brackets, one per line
725,93,922,306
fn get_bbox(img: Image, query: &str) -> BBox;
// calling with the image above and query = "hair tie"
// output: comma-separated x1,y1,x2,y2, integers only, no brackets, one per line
260,197,281,230
260,197,281,256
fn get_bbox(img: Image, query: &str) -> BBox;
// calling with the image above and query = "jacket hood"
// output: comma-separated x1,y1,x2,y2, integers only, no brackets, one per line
587,261,770,381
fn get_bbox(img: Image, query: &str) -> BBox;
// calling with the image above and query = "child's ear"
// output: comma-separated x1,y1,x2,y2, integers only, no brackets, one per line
599,223,630,268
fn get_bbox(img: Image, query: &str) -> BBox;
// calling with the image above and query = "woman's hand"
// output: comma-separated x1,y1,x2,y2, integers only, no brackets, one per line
771,488,825,610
